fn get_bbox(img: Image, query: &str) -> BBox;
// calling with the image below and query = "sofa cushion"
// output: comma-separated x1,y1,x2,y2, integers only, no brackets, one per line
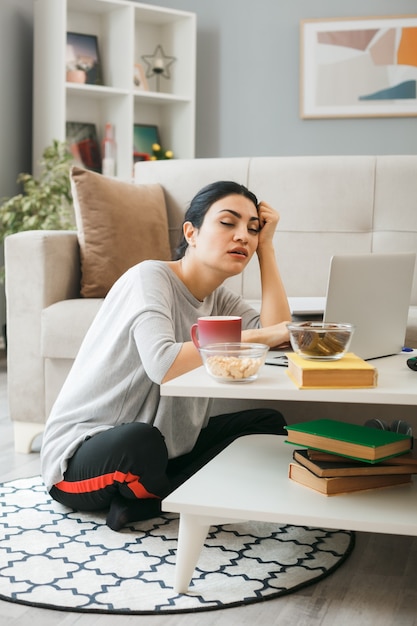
70,166,171,298
41,299,104,359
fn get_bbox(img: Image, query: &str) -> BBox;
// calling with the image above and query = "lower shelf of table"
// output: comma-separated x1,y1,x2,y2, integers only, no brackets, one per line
163,435,417,536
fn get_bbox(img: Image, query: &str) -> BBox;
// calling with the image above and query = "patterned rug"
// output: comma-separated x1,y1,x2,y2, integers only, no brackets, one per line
0,476,355,614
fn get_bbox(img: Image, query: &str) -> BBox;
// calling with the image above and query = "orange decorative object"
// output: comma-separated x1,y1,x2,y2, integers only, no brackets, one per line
66,69,87,84
397,27,417,67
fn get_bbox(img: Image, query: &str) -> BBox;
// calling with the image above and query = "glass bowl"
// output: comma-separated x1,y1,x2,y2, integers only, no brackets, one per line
199,342,269,382
287,322,355,360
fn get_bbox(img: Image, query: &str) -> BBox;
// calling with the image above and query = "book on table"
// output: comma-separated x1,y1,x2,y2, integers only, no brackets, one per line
286,352,377,389
285,418,413,462
288,462,412,496
304,444,417,466
292,448,417,478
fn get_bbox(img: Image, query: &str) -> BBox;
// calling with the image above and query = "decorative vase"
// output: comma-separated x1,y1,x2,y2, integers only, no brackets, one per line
66,70,86,84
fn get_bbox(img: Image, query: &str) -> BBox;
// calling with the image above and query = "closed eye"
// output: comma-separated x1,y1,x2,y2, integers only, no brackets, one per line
220,221,260,235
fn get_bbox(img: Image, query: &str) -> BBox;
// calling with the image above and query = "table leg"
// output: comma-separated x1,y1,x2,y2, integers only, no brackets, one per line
173,513,211,593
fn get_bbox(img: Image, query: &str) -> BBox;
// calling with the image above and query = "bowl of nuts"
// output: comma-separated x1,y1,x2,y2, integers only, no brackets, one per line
287,321,354,361
199,342,269,382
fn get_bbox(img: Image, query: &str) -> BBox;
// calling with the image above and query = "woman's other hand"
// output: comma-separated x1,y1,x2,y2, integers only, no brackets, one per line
257,201,280,250
242,320,291,348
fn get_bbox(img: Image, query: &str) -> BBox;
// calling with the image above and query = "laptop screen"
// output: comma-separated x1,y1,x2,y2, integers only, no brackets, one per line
323,252,415,360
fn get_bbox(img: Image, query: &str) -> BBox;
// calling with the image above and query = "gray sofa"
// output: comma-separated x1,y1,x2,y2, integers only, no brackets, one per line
5,155,417,453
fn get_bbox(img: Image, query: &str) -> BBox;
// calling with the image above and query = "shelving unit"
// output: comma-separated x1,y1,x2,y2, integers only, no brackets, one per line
33,0,196,180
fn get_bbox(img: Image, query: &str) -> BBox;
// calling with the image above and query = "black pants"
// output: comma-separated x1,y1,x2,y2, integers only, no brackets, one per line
50,408,286,512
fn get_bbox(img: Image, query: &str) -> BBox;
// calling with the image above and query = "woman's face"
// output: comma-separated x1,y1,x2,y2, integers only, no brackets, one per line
186,194,260,277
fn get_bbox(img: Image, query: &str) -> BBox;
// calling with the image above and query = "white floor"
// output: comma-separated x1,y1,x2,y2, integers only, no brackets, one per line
1,354,417,625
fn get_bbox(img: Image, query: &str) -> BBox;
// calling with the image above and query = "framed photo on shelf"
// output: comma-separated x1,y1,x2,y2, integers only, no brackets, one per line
133,124,160,157
66,32,103,86
300,15,417,119
133,153,150,165
66,122,102,172
134,63,149,91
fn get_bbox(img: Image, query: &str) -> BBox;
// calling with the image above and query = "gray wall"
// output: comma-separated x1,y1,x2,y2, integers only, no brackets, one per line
139,0,417,158
0,0,33,339
0,0,414,340
0,0,33,199
1,1,416,182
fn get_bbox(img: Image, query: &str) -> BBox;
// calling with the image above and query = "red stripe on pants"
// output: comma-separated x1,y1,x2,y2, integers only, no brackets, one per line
54,470,157,499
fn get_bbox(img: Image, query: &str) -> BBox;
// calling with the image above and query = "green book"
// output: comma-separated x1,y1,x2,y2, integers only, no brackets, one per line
285,419,412,463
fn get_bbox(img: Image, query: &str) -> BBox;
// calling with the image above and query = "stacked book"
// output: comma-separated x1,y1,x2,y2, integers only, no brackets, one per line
286,352,378,389
285,418,415,495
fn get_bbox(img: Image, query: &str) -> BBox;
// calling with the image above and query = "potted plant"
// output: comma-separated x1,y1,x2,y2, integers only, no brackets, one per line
0,139,75,244
0,140,75,349
66,65,87,84
66,57,94,83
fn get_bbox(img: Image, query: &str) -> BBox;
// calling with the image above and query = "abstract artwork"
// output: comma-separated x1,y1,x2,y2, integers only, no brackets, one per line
300,15,417,118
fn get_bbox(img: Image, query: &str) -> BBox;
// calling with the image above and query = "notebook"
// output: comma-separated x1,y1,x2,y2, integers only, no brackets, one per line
323,252,416,360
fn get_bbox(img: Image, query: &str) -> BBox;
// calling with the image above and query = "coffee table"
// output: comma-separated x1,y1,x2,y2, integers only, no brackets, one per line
162,435,417,592
161,350,417,405
161,351,417,592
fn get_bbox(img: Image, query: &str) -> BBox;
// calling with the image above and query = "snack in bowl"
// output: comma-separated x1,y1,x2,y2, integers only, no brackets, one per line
199,342,269,382
287,321,354,360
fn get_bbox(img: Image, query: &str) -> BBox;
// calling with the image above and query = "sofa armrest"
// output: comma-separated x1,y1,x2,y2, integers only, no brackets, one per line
5,230,80,426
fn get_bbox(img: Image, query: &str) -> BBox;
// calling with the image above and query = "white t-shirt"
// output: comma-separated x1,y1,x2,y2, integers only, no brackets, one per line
41,260,260,491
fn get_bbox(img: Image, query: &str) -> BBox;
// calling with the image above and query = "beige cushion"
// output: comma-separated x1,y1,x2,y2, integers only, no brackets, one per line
70,166,171,297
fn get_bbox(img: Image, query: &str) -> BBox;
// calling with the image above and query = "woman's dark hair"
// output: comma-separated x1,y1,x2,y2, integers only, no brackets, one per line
174,181,258,260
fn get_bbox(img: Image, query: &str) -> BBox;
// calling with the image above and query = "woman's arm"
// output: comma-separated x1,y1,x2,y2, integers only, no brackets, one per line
242,321,290,348
256,201,291,326
240,202,291,348
162,342,202,383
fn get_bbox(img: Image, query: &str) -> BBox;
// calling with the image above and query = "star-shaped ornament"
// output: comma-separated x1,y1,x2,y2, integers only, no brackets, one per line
142,45,176,85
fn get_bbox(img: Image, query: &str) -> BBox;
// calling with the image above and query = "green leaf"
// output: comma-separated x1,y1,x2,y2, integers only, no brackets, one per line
0,140,76,241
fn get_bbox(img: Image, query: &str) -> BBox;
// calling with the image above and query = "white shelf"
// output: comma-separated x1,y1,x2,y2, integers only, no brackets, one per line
65,83,131,97
134,91,193,104
33,0,196,179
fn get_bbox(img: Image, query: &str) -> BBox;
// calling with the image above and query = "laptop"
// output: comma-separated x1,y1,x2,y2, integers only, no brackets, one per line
323,252,416,360
288,296,326,316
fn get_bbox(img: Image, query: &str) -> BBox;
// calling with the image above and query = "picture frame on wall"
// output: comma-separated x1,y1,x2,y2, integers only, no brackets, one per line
66,32,103,86
300,15,417,119
133,123,160,159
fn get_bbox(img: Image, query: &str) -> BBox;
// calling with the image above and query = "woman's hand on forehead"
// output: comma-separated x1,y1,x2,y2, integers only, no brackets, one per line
257,201,280,243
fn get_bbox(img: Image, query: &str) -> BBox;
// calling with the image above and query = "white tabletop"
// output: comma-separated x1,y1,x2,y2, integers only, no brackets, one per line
163,434,417,536
161,350,417,405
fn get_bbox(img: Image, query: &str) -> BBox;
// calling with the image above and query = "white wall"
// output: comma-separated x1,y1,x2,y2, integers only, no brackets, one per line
138,0,417,158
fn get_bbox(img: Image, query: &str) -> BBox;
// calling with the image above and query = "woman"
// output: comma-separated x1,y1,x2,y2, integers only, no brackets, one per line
41,181,291,531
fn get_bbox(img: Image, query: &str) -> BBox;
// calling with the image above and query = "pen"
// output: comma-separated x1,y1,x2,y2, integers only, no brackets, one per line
266,356,288,367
